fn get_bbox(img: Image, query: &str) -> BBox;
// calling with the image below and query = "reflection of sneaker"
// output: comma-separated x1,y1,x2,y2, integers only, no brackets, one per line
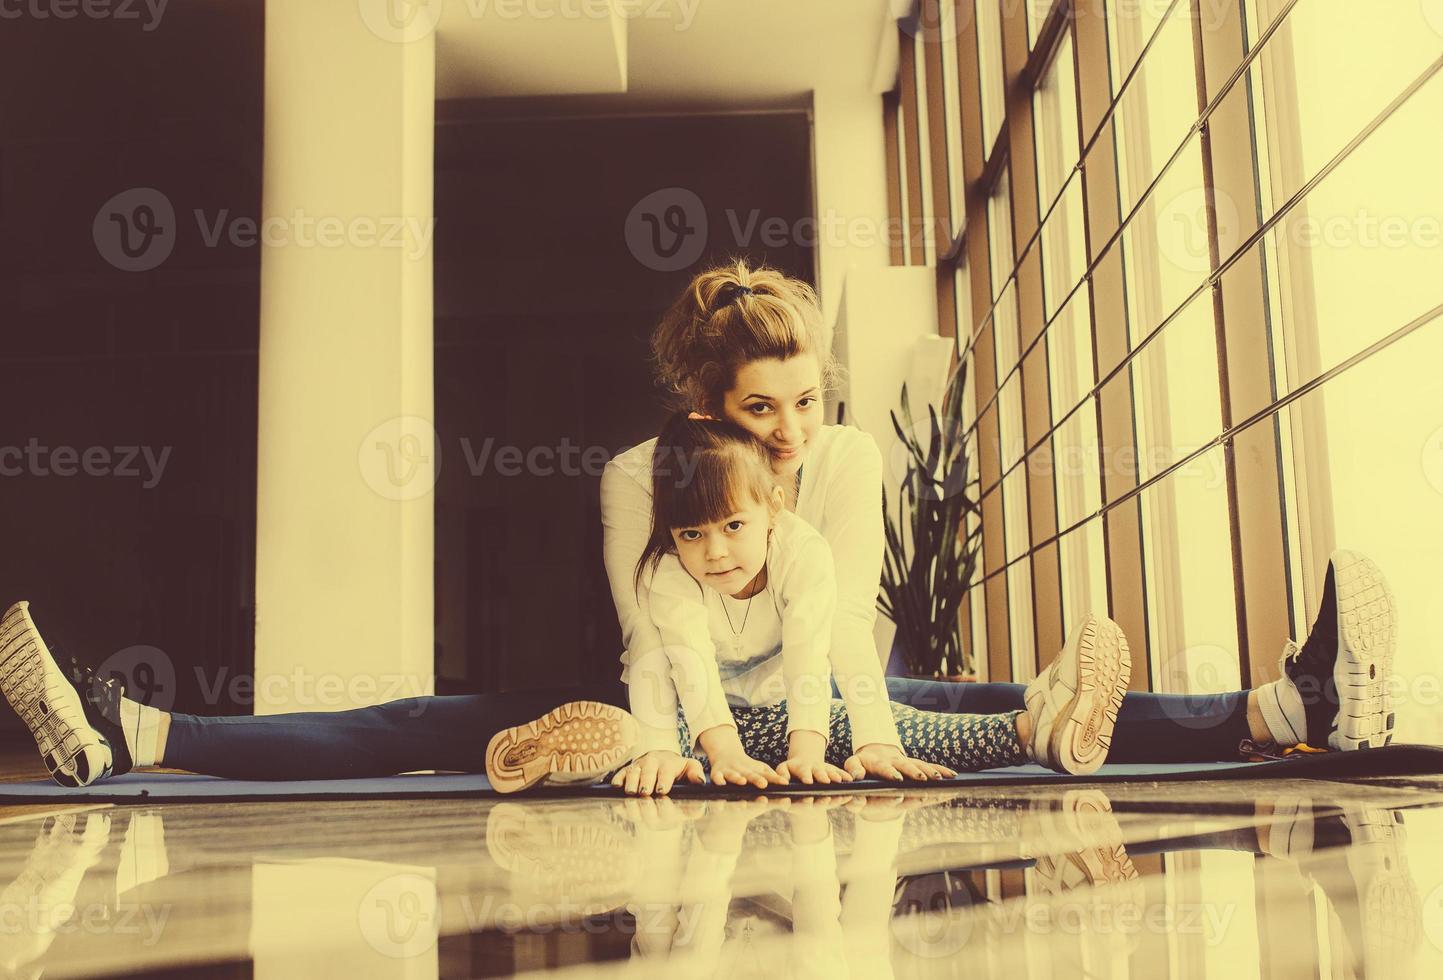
0,811,112,974
485,700,639,794
485,801,637,914
0,602,113,787
1277,550,1396,750
1023,615,1131,774
1030,790,1144,956
1295,807,1421,979
1030,790,1140,895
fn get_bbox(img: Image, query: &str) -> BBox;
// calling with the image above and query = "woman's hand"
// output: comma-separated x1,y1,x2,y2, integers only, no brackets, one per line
775,729,853,785
842,743,956,782
610,750,705,796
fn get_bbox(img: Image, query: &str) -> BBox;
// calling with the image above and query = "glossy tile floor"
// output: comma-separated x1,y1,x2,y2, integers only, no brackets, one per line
2,746,1442,978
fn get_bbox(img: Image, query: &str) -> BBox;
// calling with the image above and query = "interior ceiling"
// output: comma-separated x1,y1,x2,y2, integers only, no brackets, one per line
436,0,897,117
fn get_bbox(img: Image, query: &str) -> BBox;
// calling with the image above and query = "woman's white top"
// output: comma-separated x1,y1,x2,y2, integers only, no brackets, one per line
647,510,836,747
601,423,901,755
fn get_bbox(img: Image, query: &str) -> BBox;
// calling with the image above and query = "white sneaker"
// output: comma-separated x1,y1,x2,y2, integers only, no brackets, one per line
485,700,639,794
1023,614,1131,775
0,601,113,787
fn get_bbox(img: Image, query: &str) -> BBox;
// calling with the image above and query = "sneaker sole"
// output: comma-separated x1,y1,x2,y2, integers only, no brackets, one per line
1049,617,1131,775
1328,550,1396,751
485,701,638,795
0,602,112,788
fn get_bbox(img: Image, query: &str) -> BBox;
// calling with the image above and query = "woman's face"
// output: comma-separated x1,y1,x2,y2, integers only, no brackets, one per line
720,354,824,479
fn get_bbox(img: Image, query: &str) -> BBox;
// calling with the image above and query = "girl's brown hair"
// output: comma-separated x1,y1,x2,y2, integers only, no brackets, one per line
651,259,839,415
633,411,779,596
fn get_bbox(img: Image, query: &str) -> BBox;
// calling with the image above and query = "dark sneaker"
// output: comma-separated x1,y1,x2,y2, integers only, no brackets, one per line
67,658,135,778
0,602,113,787
1281,550,1396,751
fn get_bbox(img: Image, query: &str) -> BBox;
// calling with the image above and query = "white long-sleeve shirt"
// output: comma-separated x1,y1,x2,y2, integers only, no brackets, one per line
647,510,837,747
601,423,901,755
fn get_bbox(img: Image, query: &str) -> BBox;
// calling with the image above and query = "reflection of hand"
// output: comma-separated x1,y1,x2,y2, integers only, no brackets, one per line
613,794,707,833
610,750,706,796
843,743,956,782
696,798,772,853
846,792,937,823
782,803,837,845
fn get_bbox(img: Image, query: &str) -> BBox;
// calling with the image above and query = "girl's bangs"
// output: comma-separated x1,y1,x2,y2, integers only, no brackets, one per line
659,449,758,530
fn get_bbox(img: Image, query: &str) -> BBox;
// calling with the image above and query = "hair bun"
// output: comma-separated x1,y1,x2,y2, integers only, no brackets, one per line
712,282,754,310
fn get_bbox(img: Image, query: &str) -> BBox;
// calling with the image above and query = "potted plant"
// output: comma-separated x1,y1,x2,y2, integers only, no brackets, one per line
879,359,982,680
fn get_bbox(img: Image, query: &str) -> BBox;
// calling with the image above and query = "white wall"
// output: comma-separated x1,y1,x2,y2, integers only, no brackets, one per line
255,0,436,712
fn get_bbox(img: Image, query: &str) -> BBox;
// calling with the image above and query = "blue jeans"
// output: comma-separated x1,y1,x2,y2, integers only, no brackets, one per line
165,676,1250,779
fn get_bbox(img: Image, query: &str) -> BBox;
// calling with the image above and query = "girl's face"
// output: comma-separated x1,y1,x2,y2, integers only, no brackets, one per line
670,486,784,597
721,354,824,479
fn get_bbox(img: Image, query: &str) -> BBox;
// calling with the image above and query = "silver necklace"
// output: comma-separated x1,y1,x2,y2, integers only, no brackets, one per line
720,592,754,652
722,538,771,651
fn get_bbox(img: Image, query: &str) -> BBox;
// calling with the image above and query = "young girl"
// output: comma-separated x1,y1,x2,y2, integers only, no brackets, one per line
614,411,1133,792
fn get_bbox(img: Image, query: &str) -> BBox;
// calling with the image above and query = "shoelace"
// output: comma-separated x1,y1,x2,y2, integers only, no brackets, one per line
1281,639,1302,666
66,657,124,721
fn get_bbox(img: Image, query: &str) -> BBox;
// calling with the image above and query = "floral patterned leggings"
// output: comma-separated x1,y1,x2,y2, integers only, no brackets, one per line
675,699,1028,773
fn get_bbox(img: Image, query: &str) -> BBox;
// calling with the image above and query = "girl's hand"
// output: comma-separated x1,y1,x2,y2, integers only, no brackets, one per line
842,743,957,782
775,757,853,785
610,750,706,796
776,729,851,785
706,748,787,790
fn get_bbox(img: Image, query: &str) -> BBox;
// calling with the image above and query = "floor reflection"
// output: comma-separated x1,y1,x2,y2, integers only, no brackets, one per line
0,779,1437,978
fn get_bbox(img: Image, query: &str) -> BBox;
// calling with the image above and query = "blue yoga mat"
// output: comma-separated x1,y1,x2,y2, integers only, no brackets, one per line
0,745,1437,803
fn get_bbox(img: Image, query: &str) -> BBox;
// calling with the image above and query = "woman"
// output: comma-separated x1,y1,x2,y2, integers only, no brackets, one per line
603,261,1396,794
0,262,1395,793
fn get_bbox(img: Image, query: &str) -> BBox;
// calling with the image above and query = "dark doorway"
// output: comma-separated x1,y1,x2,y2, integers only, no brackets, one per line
433,110,815,692
0,7,265,728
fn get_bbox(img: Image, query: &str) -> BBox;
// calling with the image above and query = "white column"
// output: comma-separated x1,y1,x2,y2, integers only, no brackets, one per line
255,0,435,714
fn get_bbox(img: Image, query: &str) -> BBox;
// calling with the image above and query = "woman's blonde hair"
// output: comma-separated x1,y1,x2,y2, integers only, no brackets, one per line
651,259,839,414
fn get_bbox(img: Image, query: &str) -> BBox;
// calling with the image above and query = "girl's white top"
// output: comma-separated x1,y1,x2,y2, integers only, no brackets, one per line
601,423,901,755
647,510,836,748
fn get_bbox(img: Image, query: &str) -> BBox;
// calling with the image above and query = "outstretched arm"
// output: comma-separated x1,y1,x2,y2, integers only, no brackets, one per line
600,457,688,755
819,435,902,752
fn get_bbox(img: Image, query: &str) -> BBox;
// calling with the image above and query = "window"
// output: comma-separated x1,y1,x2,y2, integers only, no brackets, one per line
1139,445,1241,695
939,0,968,226
890,0,1442,711
975,0,1008,156
1033,31,1081,210
1024,0,1055,52
1247,0,1443,743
